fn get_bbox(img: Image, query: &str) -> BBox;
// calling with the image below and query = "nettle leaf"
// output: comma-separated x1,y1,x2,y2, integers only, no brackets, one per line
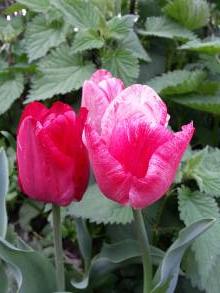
0,149,8,239
71,29,104,54
0,73,24,115
138,17,196,41
147,70,205,95
163,0,210,30
120,31,151,62
25,15,69,62
66,184,133,225
178,187,220,292
173,93,220,115
179,38,220,54
27,45,95,102
16,0,50,13
0,16,24,43
53,0,101,29
106,15,136,39
101,49,139,85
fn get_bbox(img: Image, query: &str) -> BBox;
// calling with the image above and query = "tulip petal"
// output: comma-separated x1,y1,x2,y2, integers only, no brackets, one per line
129,122,195,208
90,69,112,83
85,124,131,205
99,77,125,101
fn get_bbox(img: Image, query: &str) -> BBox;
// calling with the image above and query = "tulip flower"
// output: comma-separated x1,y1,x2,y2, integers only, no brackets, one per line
17,101,89,206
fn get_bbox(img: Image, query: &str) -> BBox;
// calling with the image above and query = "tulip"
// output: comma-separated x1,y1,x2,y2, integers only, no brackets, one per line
17,101,89,206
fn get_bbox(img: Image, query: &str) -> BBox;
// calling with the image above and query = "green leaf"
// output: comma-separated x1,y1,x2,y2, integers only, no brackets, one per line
178,187,220,291
106,15,136,39
102,49,139,85
16,0,50,13
120,31,151,62
0,261,8,293
0,73,24,115
3,3,26,15
179,38,220,54
71,29,104,54
0,149,8,239
0,237,56,293
172,93,220,114
152,217,215,293
53,0,102,29
0,16,24,43
66,184,133,225
25,15,69,62
138,17,196,41
27,45,95,102
147,70,205,95
163,0,210,30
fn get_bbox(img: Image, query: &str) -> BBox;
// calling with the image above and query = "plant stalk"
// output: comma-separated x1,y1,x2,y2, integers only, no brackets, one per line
133,209,152,293
52,204,65,291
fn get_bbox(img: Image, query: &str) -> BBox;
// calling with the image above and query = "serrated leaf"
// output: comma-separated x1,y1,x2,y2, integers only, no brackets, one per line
164,0,210,30
16,0,50,12
25,15,69,62
106,15,136,39
66,184,133,225
178,187,220,291
0,16,24,43
0,73,24,115
0,149,8,239
71,29,104,54
102,49,139,85
27,45,95,102
120,31,151,62
53,0,101,29
138,16,196,41
179,38,220,54
147,70,205,95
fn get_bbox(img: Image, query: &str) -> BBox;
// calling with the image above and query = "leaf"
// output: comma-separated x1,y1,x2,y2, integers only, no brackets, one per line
16,0,50,12
71,29,104,54
179,38,220,54
106,15,136,39
138,17,196,41
120,31,151,62
0,237,56,293
147,70,205,95
0,261,8,292
27,45,95,102
66,184,133,225
178,187,220,291
101,49,139,85
25,15,69,62
163,0,210,30
0,149,8,239
0,16,24,43
0,73,24,115
52,0,102,29
152,218,215,293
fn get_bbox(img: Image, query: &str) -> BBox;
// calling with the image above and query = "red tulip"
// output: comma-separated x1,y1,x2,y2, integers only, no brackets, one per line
17,101,89,206
85,83,194,209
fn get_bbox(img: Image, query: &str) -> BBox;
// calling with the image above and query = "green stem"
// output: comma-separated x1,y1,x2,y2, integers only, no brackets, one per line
52,204,65,291
133,209,152,293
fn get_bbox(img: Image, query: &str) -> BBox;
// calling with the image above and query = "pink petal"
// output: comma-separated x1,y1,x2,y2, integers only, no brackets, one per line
129,122,195,208
98,77,125,102
90,69,112,83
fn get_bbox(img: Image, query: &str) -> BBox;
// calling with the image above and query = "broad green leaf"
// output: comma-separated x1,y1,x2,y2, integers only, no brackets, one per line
52,0,101,29
178,187,220,291
0,149,8,239
102,49,139,85
173,93,220,114
120,31,151,62
179,38,220,54
16,0,50,12
0,261,8,292
71,29,104,54
0,73,24,115
200,55,220,75
106,15,136,39
164,0,210,30
138,17,196,41
3,3,26,15
27,45,95,102
66,184,133,225
0,237,56,293
152,218,215,293
0,16,24,43
25,15,69,62
147,70,205,95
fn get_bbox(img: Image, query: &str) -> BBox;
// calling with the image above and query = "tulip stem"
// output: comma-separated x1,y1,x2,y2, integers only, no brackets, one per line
133,209,152,293
52,204,65,291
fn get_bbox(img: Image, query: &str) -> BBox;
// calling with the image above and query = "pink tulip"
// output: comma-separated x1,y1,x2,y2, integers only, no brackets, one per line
17,101,89,206
85,83,194,209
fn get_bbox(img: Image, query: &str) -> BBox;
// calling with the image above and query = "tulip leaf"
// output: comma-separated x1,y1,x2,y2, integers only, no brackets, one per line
0,237,56,293
0,261,9,293
66,184,133,225
0,149,8,239
152,218,215,293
